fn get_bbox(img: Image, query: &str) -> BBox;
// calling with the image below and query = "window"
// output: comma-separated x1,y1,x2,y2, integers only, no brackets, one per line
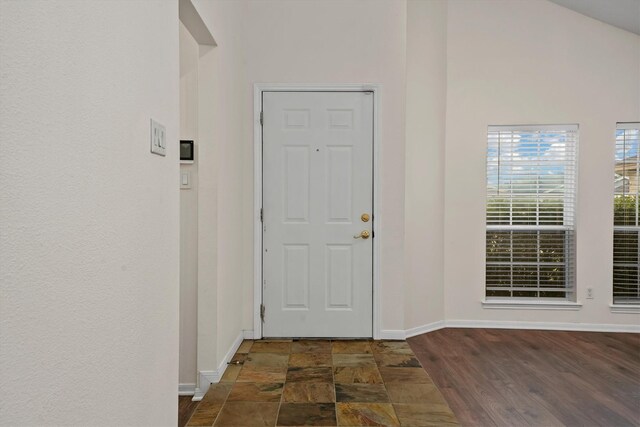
486,125,577,300
613,123,639,304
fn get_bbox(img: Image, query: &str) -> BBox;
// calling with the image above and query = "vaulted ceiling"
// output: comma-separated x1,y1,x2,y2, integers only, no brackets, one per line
549,0,640,35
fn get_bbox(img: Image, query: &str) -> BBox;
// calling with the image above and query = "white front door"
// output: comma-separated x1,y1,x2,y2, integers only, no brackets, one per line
262,91,374,338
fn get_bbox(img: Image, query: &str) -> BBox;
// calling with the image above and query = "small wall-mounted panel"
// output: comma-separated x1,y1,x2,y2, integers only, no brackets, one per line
180,140,194,161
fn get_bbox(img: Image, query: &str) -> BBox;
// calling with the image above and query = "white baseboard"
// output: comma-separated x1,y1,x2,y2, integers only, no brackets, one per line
382,319,639,343
193,370,216,401
178,383,196,396
192,331,245,401
405,320,446,338
445,319,640,333
380,321,445,340
219,331,245,373
243,329,255,339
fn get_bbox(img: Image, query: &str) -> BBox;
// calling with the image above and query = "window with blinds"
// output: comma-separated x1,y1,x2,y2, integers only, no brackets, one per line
613,123,639,304
486,125,577,300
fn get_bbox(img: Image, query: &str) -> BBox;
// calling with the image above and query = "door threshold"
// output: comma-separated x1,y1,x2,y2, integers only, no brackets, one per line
260,337,374,341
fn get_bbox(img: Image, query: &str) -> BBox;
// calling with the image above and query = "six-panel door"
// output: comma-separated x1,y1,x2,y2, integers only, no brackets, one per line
262,91,374,338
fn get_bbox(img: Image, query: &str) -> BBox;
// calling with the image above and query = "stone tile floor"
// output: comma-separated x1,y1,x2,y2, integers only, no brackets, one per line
186,339,458,426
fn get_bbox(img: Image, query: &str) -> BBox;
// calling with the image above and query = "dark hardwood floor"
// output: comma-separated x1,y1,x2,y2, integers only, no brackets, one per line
178,395,199,427
408,328,640,427
178,330,639,426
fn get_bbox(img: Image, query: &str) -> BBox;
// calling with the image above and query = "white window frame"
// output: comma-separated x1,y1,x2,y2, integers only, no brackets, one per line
611,122,640,311
484,124,579,306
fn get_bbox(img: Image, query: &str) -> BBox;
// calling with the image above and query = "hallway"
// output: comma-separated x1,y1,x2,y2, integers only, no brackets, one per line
183,339,457,426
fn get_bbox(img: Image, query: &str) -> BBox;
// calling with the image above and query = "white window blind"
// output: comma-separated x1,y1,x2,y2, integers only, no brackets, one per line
486,125,577,300
613,123,639,304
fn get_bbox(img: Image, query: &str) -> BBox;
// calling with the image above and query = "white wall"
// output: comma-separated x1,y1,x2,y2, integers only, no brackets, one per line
185,0,411,370
182,0,412,391
187,0,639,357
444,0,640,326
191,0,248,387
182,3,639,386
207,0,247,368
404,0,448,331
195,41,219,389
179,21,199,388
0,1,180,425
240,0,409,334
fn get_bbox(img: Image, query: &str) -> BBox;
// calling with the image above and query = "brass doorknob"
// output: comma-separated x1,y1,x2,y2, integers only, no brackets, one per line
354,230,370,239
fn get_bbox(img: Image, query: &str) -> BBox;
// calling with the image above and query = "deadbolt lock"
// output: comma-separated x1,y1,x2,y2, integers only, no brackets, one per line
361,213,370,222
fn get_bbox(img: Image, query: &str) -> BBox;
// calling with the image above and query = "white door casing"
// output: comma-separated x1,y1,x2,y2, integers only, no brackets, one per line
261,91,374,338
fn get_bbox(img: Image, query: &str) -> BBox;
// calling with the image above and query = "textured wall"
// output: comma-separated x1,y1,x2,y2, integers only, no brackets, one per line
0,1,180,424
179,21,199,388
444,0,640,325
404,0,448,331
190,0,248,380
240,0,408,334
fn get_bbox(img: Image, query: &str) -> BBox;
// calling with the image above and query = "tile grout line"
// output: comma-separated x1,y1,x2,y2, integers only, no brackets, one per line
374,344,401,426
273,341,290,427
331,339,338,426
210,383,231,427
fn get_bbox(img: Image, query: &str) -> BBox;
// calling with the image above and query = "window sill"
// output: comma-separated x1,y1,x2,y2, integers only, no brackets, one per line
609,304,640,314
482,299,582,310
180,160,194,165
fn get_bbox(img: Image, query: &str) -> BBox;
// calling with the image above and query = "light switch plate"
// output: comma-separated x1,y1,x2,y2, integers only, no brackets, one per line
150,118,166,156
180,172,191,189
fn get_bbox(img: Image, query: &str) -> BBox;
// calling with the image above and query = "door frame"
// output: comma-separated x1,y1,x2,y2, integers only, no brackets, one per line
253,83,382,340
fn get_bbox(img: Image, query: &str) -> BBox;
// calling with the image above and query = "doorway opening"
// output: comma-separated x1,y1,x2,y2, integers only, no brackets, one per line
253,85,382,340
